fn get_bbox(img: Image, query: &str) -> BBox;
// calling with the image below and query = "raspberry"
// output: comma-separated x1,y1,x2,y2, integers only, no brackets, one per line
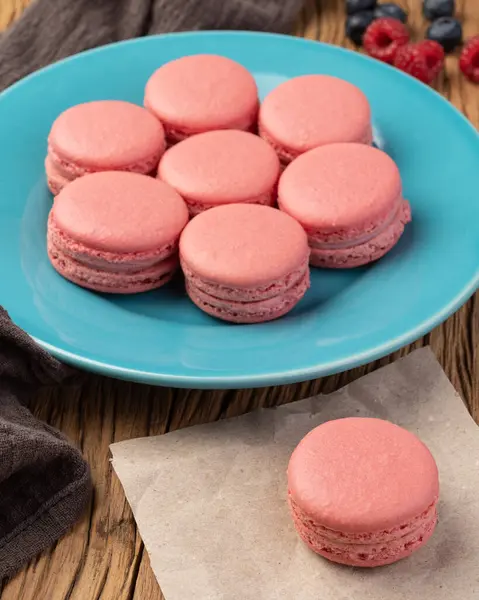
459,37,479,84
394,41,445,84
363,18,410,64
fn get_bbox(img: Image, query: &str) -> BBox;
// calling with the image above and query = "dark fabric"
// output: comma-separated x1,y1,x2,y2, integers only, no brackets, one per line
0,0,304,580
0,308,91,580
0,0,303,91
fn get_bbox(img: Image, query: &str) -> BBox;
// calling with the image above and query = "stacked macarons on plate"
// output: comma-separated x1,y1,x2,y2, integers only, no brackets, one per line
0,32,478,386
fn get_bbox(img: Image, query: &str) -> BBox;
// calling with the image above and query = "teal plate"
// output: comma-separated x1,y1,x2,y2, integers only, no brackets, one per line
1,32,478,388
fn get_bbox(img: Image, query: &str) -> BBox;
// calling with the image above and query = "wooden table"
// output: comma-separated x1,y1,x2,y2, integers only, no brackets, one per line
1,0,478,598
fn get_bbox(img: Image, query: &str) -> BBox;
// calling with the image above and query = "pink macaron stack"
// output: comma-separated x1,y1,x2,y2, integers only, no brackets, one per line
258,74,373,166
47,172,188,293
288,418,439,567
45,100,166,195
144,54,259,146
278,143,411,268
179,204,310,323
158,130,280,216
44,52,412,323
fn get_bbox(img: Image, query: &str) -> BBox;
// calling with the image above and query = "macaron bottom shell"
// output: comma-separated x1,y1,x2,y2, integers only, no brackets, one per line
45,156,72,196
185,270,310,324
289,493,438,567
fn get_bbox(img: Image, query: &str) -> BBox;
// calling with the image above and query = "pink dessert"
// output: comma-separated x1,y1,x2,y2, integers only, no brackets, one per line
179,204,310,323
259,75,373,165
158,130,280,216
47,171,188,293
278,143,411,268
46,101,166,194
288,418,439,568
144,54,259,145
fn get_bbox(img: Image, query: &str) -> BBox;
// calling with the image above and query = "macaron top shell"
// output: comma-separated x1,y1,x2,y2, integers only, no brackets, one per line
180,204,309,287
278,143,402,231
288,417,439,533
49,100,165,169
158,130,280,204
52,172,188,253
260,75,371,153
144,54,259,132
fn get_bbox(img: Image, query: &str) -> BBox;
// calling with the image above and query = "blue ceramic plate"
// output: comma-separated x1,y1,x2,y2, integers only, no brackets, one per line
1,32,478,388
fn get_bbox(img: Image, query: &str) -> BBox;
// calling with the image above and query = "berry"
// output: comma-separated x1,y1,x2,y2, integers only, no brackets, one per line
363,18,410,64
459,36,479,83
346,11,376,45
374,3,408,23
423,0,455,21
346,0,377,15
394,41,445,84
426,17,462,53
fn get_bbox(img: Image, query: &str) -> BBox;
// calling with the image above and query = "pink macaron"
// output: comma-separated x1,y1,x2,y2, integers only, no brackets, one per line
144,54,259,145
46,100,166,195
179,204,310,323
259,75,373,165
278,143,411,268
47,171,188,293
288,417,439,568
158,130,280,216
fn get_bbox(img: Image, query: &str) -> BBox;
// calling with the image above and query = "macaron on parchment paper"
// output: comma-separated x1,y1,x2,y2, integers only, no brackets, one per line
179,203,311,323
144,54,259,145
47,171,189,293
158,130,280,216
259,74,373,166
46,100,166,195
278,143,411,268
287,417,440,568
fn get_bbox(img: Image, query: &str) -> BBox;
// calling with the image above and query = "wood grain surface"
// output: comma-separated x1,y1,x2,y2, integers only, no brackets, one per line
0,0,478,598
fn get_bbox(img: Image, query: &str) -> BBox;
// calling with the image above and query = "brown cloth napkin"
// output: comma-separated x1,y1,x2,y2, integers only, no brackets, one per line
0,0,303,90
0,308,90,580
0,0,304,581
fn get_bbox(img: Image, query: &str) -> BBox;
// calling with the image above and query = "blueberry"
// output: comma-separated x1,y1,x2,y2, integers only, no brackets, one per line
426,17,462,53
374,3,408,23
346,11,376,45
346,0,377,15
423,0,455,21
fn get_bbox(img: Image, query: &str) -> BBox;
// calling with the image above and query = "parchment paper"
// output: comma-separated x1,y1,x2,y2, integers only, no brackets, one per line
111,348,479,600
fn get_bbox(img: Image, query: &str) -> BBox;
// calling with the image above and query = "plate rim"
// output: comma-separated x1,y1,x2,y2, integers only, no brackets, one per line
2,31,479,388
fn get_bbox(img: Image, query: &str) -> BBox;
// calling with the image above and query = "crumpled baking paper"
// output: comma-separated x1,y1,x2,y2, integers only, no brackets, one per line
111,348,479,600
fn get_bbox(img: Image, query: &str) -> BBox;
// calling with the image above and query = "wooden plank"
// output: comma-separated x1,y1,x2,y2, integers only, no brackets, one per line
0,0,30,32
0,0,478,598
